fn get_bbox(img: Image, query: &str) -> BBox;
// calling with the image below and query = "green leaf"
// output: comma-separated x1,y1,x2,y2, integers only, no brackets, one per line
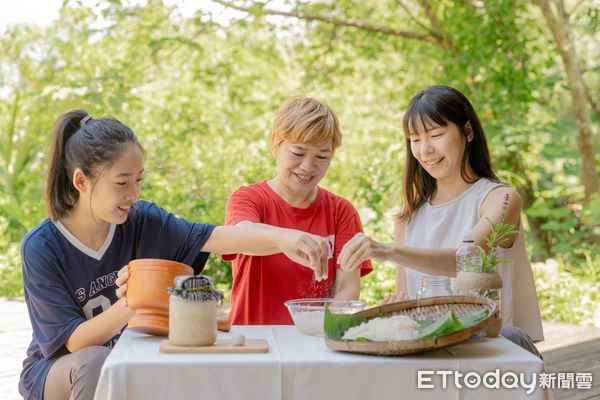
416,319,434,329
540,220,563,232
457,309,489,327
552,242,573,254
417,310,464,339
324,304,368,341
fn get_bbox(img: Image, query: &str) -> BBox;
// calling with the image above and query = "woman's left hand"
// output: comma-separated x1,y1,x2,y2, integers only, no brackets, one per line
115,265,129,305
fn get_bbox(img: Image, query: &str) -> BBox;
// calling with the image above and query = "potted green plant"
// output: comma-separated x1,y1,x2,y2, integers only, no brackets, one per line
456,193,518,336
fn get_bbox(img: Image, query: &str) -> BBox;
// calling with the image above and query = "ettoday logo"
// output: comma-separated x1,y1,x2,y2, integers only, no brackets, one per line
417,369,593,394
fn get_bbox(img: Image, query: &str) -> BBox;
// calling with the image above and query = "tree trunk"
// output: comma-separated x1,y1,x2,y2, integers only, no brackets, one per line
535,0,598,201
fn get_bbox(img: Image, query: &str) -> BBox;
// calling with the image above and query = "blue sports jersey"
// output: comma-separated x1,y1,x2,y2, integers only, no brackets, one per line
19,200,215,400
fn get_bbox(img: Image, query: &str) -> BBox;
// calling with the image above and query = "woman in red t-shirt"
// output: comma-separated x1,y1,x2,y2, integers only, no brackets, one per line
225,96,373,325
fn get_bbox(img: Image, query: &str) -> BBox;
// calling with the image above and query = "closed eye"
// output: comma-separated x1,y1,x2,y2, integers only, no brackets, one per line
290,152,304,157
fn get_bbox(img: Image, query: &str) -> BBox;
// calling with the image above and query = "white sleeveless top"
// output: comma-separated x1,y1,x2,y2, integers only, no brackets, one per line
404,178,544,341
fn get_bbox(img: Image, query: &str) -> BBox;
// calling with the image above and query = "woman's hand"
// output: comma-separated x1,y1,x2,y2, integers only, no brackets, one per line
382,290,409,305
67,265,135,352
277,230,329,281
338,232,383,272
115,265,129,305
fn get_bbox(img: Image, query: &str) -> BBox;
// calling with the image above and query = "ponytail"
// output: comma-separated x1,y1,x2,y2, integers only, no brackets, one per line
45,109,141,220
46,110,88,220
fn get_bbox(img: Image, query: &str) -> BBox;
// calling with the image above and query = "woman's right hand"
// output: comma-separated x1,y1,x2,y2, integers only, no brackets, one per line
382,290,409,305
277,230,329,281
338,232,384,272
115,265,129,304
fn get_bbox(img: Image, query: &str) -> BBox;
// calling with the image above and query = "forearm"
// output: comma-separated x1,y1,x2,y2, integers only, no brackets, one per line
396,265,408,293
335,284,360,300
373,244,457,277
231,222,280,255
65,297,134,353
202,225,287,255
206,223,329,279
333,269,360,300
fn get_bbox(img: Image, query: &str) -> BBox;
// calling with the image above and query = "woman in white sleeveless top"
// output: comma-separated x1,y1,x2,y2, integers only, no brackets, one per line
338,85,544,347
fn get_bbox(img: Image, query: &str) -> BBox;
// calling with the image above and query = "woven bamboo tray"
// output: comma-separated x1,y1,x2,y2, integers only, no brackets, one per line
325,295,499,356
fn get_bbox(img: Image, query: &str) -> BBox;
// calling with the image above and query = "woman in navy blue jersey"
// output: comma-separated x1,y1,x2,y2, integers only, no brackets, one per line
19,110,329,400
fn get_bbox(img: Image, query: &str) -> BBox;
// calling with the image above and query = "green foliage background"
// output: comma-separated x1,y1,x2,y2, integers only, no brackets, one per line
0,0,598,326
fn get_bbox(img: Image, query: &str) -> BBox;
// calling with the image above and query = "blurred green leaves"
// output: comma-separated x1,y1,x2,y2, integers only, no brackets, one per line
0,0,597,323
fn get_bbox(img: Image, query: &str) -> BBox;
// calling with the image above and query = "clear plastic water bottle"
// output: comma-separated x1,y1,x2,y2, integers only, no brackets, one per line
456,235,481,273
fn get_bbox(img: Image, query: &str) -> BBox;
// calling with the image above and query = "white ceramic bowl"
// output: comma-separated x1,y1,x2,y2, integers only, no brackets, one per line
284,298,366,335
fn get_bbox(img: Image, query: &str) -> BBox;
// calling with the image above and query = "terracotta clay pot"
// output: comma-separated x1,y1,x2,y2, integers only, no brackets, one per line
127,259,193,336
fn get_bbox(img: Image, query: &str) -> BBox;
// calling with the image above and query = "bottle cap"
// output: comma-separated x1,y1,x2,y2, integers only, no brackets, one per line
462,235,475,243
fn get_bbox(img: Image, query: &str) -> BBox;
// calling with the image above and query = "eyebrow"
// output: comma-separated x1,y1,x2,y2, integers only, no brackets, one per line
409,126,443,136
291,145,332,153
114,169,145,177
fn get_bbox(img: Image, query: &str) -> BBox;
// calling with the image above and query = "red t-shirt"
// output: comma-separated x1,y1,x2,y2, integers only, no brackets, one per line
224,181,372,325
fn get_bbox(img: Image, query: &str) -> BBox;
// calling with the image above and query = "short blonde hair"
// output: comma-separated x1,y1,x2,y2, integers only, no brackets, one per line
271,96,342,151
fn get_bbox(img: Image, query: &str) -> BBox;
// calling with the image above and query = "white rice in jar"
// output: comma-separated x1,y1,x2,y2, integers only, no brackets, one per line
169,296,217,346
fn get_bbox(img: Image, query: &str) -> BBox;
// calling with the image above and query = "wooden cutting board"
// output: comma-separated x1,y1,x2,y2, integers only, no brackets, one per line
159,339,268,354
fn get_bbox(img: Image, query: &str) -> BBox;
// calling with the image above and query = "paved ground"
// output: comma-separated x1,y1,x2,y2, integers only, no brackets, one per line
1,297,599,399
0,298,31,400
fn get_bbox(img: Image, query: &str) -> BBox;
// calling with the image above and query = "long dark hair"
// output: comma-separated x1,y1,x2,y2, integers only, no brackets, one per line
398,85,498,222
46,109,142,220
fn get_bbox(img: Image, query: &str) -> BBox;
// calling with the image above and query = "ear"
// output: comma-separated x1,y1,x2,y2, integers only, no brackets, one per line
72,168,89,194
465,121,474,142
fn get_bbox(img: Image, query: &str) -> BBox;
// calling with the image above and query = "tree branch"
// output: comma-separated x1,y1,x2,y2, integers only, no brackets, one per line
568,0,586,16
415,0,453,51
395,0,432,33
211,0,445,47
455,0,486,8
416,0,444,34
556,0,571,24
584,83,600,120
533,0,562,50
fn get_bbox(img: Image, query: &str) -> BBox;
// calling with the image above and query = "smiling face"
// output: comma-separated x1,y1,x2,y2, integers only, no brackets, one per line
408,119,472,182
84,143,144,224
273,140,332,199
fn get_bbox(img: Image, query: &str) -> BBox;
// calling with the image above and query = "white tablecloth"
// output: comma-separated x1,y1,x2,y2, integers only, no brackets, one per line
94,326,551,400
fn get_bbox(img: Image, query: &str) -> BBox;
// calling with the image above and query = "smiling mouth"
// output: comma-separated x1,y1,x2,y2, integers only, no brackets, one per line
423,156,444,167
293,172,315,182
118,206,130,213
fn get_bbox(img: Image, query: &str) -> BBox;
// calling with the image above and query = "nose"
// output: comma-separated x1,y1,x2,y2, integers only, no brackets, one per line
300,156,316,171
419,138,434,155
125,184,140,202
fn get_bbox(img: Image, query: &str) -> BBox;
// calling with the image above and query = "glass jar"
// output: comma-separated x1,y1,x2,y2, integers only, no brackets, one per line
169,295,218,346
416,276,453,300
167,275,223,346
